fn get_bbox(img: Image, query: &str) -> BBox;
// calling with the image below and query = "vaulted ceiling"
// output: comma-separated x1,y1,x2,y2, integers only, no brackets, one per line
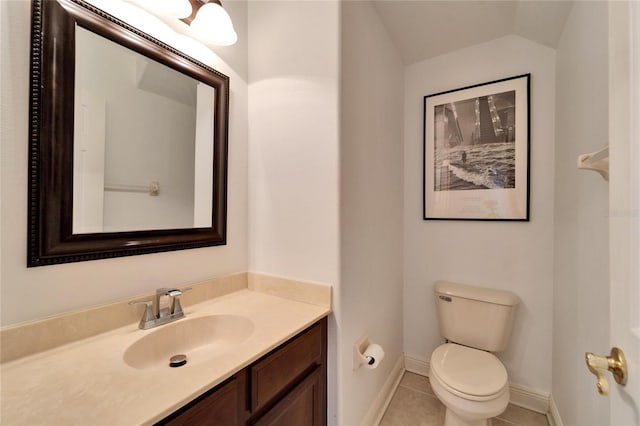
371,1,574,65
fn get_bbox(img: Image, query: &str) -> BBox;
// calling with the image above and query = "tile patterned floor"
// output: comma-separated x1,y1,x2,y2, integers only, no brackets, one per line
380,372,549,426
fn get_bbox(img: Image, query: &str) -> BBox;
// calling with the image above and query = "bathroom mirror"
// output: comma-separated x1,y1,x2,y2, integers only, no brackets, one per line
28,0,230,266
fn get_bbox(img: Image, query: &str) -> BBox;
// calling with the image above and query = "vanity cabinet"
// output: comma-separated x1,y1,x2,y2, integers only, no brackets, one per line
156,317,327,426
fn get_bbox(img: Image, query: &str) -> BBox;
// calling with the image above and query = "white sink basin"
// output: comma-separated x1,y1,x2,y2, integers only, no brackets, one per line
123,315,255,370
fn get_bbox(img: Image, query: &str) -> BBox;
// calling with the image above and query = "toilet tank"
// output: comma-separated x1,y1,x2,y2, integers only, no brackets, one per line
434,281,519,352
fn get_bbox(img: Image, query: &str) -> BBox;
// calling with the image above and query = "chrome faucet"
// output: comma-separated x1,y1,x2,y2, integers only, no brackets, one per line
129,287,191,330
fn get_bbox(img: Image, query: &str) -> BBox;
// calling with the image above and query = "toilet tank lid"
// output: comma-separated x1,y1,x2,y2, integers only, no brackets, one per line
434,281,519,306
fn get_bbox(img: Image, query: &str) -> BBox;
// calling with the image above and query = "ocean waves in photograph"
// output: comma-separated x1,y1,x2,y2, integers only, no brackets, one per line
434,143,516,191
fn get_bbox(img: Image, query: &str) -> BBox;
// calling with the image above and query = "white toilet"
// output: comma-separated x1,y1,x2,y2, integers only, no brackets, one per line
429,281,519,426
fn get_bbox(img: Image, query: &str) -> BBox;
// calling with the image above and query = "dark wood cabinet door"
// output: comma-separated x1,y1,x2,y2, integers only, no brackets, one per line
251,322,322,411
158,373,245,426
251,367,323,426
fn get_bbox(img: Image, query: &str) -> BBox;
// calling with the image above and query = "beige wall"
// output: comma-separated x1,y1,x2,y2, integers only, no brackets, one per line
340,2,404,425
553,2,610,424
403,35,556,392
247,1,340,287
246,2,341,422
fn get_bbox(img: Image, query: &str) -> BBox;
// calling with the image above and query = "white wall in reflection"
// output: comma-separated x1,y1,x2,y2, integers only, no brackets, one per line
73,27,215,233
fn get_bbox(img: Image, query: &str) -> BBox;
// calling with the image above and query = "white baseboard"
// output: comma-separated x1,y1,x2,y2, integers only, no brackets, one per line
509,384,550,414
403,354,550,415
404,353,430,376
360,354,405,426
547,394,563,426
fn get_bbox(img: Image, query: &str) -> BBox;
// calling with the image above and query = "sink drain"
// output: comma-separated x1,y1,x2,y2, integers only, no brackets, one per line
169,354,187,368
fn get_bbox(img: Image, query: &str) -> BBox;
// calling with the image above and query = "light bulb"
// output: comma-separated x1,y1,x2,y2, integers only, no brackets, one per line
191,2,238,46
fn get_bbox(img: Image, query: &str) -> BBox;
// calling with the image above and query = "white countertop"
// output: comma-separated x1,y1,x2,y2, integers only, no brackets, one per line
1,289,330,425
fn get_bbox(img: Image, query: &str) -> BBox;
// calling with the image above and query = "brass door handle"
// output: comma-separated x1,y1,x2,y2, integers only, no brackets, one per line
585,347,628,395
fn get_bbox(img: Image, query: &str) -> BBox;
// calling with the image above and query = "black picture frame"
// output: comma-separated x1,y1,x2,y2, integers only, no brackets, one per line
423,74,530,221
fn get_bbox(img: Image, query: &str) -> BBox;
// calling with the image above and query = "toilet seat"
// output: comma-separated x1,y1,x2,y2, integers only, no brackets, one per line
431,343,508,400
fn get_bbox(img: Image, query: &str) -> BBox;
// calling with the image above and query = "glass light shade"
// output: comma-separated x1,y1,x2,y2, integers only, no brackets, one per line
191,3,238,46
153,0,193,18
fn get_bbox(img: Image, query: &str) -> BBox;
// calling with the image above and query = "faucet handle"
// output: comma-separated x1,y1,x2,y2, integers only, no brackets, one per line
170,288,192,317
129,299,153,309
157,287,190,296
129,300,155,329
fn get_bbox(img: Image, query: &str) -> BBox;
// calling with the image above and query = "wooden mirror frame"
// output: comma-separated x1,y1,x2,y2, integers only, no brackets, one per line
28,0,230,267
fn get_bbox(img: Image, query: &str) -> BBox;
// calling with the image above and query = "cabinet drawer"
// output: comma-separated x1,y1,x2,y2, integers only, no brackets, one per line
251,367,322,426
251,323,322,411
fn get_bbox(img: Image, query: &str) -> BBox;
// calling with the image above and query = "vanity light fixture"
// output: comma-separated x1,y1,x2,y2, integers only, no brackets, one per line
131,0,193,19
182,0,238,46
155,0,193,18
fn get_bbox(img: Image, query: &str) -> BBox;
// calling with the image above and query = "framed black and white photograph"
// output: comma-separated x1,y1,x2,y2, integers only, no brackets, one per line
423,74,530,221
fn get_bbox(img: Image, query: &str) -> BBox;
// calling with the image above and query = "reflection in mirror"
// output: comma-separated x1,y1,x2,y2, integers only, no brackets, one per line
73,26,215,233
28,0,229,267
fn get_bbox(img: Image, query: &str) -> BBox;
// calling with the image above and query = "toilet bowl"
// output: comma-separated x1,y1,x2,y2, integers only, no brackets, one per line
429,343,510,426
429,281,519,426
